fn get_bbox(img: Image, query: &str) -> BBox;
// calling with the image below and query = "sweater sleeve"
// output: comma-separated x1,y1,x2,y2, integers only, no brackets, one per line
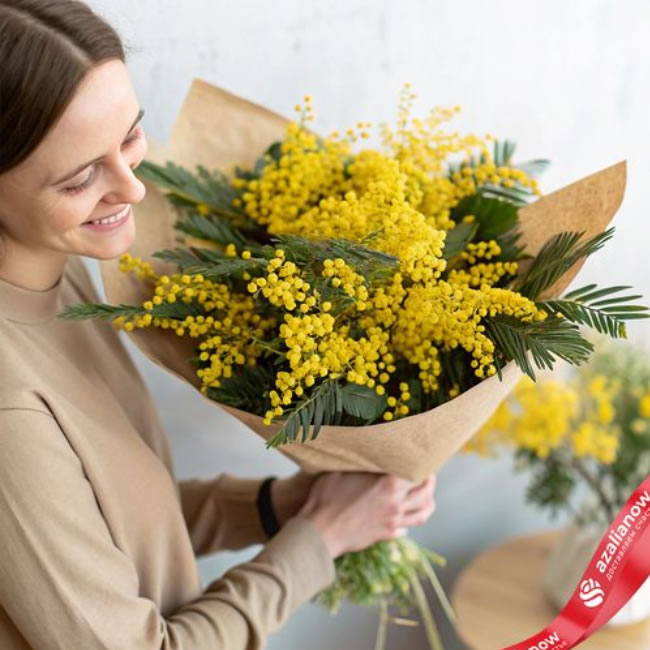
177,475,268,554
177,472,321,556
0,408,335,650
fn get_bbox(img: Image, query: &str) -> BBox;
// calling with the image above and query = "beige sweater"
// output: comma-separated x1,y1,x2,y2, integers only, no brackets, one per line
0,254,335,650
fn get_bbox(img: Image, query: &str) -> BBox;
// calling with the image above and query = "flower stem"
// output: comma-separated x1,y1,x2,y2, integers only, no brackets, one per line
572,458,615,523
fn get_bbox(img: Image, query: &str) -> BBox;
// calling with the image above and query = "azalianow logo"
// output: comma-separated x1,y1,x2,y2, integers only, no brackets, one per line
579,578,605,608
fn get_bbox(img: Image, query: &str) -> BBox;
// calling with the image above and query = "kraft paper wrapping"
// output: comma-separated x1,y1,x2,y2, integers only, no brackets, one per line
100,78,627,482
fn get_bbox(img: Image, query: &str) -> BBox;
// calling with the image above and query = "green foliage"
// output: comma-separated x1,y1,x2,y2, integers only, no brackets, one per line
521,452,577,517
136,159,245,220
441,222,478,260
266,380,343,447
152,253,269,282
486,315,594,380
207,364,277,414
270,232,400,281
449,139,550,206
316,537,451,650
174,211,250,249
450,195,518,241
540,284,650,338
515,228,614,300
448,193,526,263
265,381,389,447
57,303,144,321
341,383,388,422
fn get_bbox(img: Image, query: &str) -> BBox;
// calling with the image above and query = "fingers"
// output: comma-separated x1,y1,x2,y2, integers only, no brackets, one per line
386,474,437,530
407,474,436,496
374,474,417,499
401,501,436,527
405,475,435,500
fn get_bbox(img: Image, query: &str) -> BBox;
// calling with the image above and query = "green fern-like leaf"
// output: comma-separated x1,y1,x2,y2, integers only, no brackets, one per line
208,364,278,414
539,284,650,338
174,212,249,249
136,160,238,214
267,380,342,447
515,228,615,300
486,315,594,380
152,248,268,280
340,383,387,422
57,303,143,321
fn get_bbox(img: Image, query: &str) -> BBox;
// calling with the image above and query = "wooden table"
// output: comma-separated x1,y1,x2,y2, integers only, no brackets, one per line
452,529,650,649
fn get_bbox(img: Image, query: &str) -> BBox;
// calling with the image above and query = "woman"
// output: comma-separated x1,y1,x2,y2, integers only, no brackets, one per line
0,1,437,648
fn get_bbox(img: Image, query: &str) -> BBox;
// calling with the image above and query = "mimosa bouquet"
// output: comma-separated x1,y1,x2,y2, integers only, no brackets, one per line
59,78,646,648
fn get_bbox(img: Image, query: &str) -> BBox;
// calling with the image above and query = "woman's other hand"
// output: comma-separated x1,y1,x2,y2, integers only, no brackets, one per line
296,472,437,558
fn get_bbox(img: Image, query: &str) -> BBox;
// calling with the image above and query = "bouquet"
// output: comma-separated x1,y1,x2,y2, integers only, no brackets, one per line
59,79,646,648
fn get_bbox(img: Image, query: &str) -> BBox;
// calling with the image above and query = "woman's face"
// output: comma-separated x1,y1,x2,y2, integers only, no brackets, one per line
0,59,147,263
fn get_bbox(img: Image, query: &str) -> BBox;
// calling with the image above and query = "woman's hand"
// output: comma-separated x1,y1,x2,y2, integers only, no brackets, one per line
295,472,437,558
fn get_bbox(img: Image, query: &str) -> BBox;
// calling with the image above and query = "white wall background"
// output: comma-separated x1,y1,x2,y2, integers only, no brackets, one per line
83,1,650,648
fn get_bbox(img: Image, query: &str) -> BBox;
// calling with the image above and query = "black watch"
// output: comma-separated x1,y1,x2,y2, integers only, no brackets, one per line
256,476,280,538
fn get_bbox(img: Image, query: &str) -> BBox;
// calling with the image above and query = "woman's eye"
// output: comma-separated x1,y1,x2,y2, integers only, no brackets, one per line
62,129,144,196
64,168,96,195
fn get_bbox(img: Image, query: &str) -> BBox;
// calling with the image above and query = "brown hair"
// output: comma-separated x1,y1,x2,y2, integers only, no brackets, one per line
0,0,130,175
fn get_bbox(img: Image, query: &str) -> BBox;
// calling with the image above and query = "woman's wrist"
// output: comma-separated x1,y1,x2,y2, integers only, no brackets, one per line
270,472,319,529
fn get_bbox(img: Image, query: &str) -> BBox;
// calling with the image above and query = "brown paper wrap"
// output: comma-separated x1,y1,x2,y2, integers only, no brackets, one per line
100,79,627,482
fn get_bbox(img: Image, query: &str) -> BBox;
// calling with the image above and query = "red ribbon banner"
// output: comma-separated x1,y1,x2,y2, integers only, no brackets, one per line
500,474,650,650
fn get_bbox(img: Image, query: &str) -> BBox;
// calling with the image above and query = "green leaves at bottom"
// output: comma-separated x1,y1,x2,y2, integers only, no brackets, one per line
267,380,343,447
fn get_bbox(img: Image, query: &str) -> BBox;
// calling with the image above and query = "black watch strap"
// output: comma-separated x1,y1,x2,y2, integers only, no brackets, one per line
256,476,280,538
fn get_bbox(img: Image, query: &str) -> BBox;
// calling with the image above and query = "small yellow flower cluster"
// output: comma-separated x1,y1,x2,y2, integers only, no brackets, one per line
233,122,349,227
511,377,579,458
118,253,158,280
246,249,318,314
294,94,316,124
588,375,618,425
232,92,537,291
263,322,393,425
447,260,519,289
571,422,618,463
461,240,502,264
389,280,546,390
384,382,412,421
114,255,279,395
322,258,368,307
466,373,621,464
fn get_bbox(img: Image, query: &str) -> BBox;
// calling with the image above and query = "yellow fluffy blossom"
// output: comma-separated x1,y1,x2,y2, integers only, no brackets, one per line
639,392,650,418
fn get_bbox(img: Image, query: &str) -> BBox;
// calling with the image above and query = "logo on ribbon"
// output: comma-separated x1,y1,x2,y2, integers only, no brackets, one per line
579,578,605,608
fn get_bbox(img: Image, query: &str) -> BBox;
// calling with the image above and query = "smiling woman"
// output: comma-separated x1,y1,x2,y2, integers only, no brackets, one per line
0,5,148,291
0,2,437,650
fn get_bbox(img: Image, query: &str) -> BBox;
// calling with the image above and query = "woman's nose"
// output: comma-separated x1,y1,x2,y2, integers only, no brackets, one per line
104,147,147,206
